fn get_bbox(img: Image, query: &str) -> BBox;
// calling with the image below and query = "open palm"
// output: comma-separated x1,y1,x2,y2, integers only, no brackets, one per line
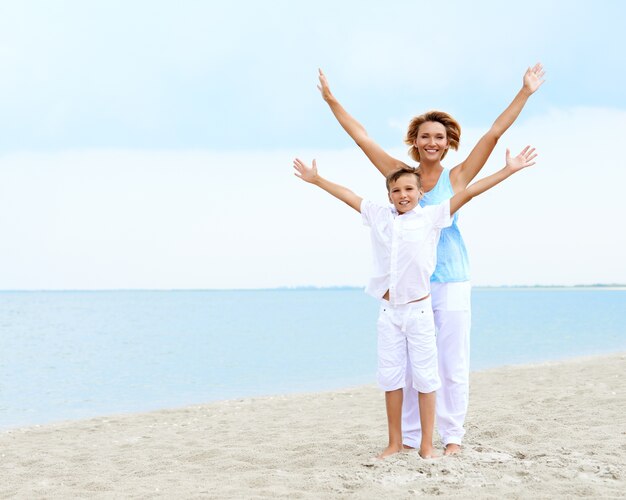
317,69,333,101
506,146,537,172
523,63,545,94
293,158,319,183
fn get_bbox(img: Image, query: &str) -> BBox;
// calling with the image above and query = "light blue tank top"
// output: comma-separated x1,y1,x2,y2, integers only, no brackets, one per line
419,168,470,282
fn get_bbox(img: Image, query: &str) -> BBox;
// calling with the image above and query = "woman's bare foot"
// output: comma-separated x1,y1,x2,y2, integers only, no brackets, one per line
444,443,461,456
377,444,403,459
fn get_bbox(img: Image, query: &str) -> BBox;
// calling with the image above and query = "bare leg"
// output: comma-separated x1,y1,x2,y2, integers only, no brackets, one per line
378,389,404,459
402,358,420,449
418,391,437,458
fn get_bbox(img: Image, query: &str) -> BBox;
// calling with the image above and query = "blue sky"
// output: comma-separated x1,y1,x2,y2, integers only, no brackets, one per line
1,1,625,289
2,0,625,152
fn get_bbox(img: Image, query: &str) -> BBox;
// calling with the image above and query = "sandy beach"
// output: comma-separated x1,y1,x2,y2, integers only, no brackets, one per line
1,353,625,499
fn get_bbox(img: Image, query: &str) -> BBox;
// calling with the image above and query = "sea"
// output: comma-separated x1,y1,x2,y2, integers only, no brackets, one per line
1,287,625,430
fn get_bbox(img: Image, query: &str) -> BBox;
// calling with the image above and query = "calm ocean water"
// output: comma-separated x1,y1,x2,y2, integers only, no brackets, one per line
1,288,625,430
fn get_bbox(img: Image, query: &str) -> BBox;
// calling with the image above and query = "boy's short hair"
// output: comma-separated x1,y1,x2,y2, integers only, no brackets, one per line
385,166,422,192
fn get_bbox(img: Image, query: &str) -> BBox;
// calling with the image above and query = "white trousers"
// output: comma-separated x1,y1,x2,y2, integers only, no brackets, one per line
377,297,440,394
402,281,471,447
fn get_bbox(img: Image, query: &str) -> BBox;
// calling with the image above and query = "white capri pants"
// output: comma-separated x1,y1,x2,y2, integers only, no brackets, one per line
377,296,441,394
402,281,471,448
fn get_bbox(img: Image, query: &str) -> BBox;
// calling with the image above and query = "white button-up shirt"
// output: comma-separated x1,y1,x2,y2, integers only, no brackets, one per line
361,199,452,306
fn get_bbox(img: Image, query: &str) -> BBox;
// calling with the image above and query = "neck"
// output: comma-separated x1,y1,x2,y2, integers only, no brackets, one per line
418,159,443,173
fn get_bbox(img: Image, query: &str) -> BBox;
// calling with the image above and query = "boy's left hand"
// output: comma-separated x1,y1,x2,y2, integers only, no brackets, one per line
506,146,538,173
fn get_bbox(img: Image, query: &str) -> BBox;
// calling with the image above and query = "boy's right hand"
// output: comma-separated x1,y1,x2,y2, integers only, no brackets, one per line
293,158,319,184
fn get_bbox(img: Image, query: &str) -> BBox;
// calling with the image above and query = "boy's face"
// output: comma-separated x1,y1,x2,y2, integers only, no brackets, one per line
388,173,422,214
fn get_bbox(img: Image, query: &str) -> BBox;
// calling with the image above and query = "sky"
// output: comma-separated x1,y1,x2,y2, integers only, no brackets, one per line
0,0,625,289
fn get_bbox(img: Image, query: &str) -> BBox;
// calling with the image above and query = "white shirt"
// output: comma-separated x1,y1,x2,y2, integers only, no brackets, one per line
361,199,452,306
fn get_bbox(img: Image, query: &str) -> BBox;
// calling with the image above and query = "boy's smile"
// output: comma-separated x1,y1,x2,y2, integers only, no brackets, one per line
388,173,423,214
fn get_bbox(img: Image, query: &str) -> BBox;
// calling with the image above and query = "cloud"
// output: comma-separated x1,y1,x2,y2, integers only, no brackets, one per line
1,2,625,153
1,106,624,289
457,106,626,285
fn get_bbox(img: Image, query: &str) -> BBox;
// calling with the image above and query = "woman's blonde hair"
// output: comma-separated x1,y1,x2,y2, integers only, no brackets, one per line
404,111,461,162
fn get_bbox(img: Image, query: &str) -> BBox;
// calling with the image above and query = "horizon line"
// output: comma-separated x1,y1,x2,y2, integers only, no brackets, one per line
0,284,625,293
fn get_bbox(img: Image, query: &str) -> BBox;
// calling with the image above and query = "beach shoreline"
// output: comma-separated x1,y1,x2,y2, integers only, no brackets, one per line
2,353,625,498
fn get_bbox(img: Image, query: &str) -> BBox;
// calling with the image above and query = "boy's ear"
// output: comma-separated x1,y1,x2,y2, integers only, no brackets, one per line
388,192,393,204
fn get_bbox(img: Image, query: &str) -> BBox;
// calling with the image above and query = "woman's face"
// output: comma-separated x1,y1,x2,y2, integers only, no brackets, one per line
414,121,449,161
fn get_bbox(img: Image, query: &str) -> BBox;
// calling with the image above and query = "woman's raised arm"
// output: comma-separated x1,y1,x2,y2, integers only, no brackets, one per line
449,63,545,192
318,69,406,177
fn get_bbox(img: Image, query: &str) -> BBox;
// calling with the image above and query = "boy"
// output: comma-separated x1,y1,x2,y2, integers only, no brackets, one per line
293,146,537,459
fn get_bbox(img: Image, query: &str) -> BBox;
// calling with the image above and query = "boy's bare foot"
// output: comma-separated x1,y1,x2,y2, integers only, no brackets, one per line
376,444,403,459
444,443,461,456
418,446,439,459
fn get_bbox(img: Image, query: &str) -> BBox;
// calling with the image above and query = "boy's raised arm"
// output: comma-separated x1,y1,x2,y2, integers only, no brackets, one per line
318,69,405,177
450,146,538,216
450,63,545,191
293,158,363,213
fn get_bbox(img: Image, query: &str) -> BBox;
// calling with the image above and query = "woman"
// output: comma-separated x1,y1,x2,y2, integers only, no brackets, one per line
317,64,544,455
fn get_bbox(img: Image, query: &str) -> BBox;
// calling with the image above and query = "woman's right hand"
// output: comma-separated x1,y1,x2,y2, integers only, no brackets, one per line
523,62,545,95
317,68,334,102
314,68,403,177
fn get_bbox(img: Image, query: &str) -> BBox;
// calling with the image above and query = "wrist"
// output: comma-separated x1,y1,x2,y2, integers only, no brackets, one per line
520,86,533,98
502,165,515,175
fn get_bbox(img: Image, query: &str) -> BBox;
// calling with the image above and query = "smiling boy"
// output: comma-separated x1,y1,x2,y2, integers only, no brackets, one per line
293,146,536,459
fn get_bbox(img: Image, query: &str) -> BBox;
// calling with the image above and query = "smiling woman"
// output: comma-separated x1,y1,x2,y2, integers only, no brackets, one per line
292,142,536,458
405,111,461,164
316,64,545,456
